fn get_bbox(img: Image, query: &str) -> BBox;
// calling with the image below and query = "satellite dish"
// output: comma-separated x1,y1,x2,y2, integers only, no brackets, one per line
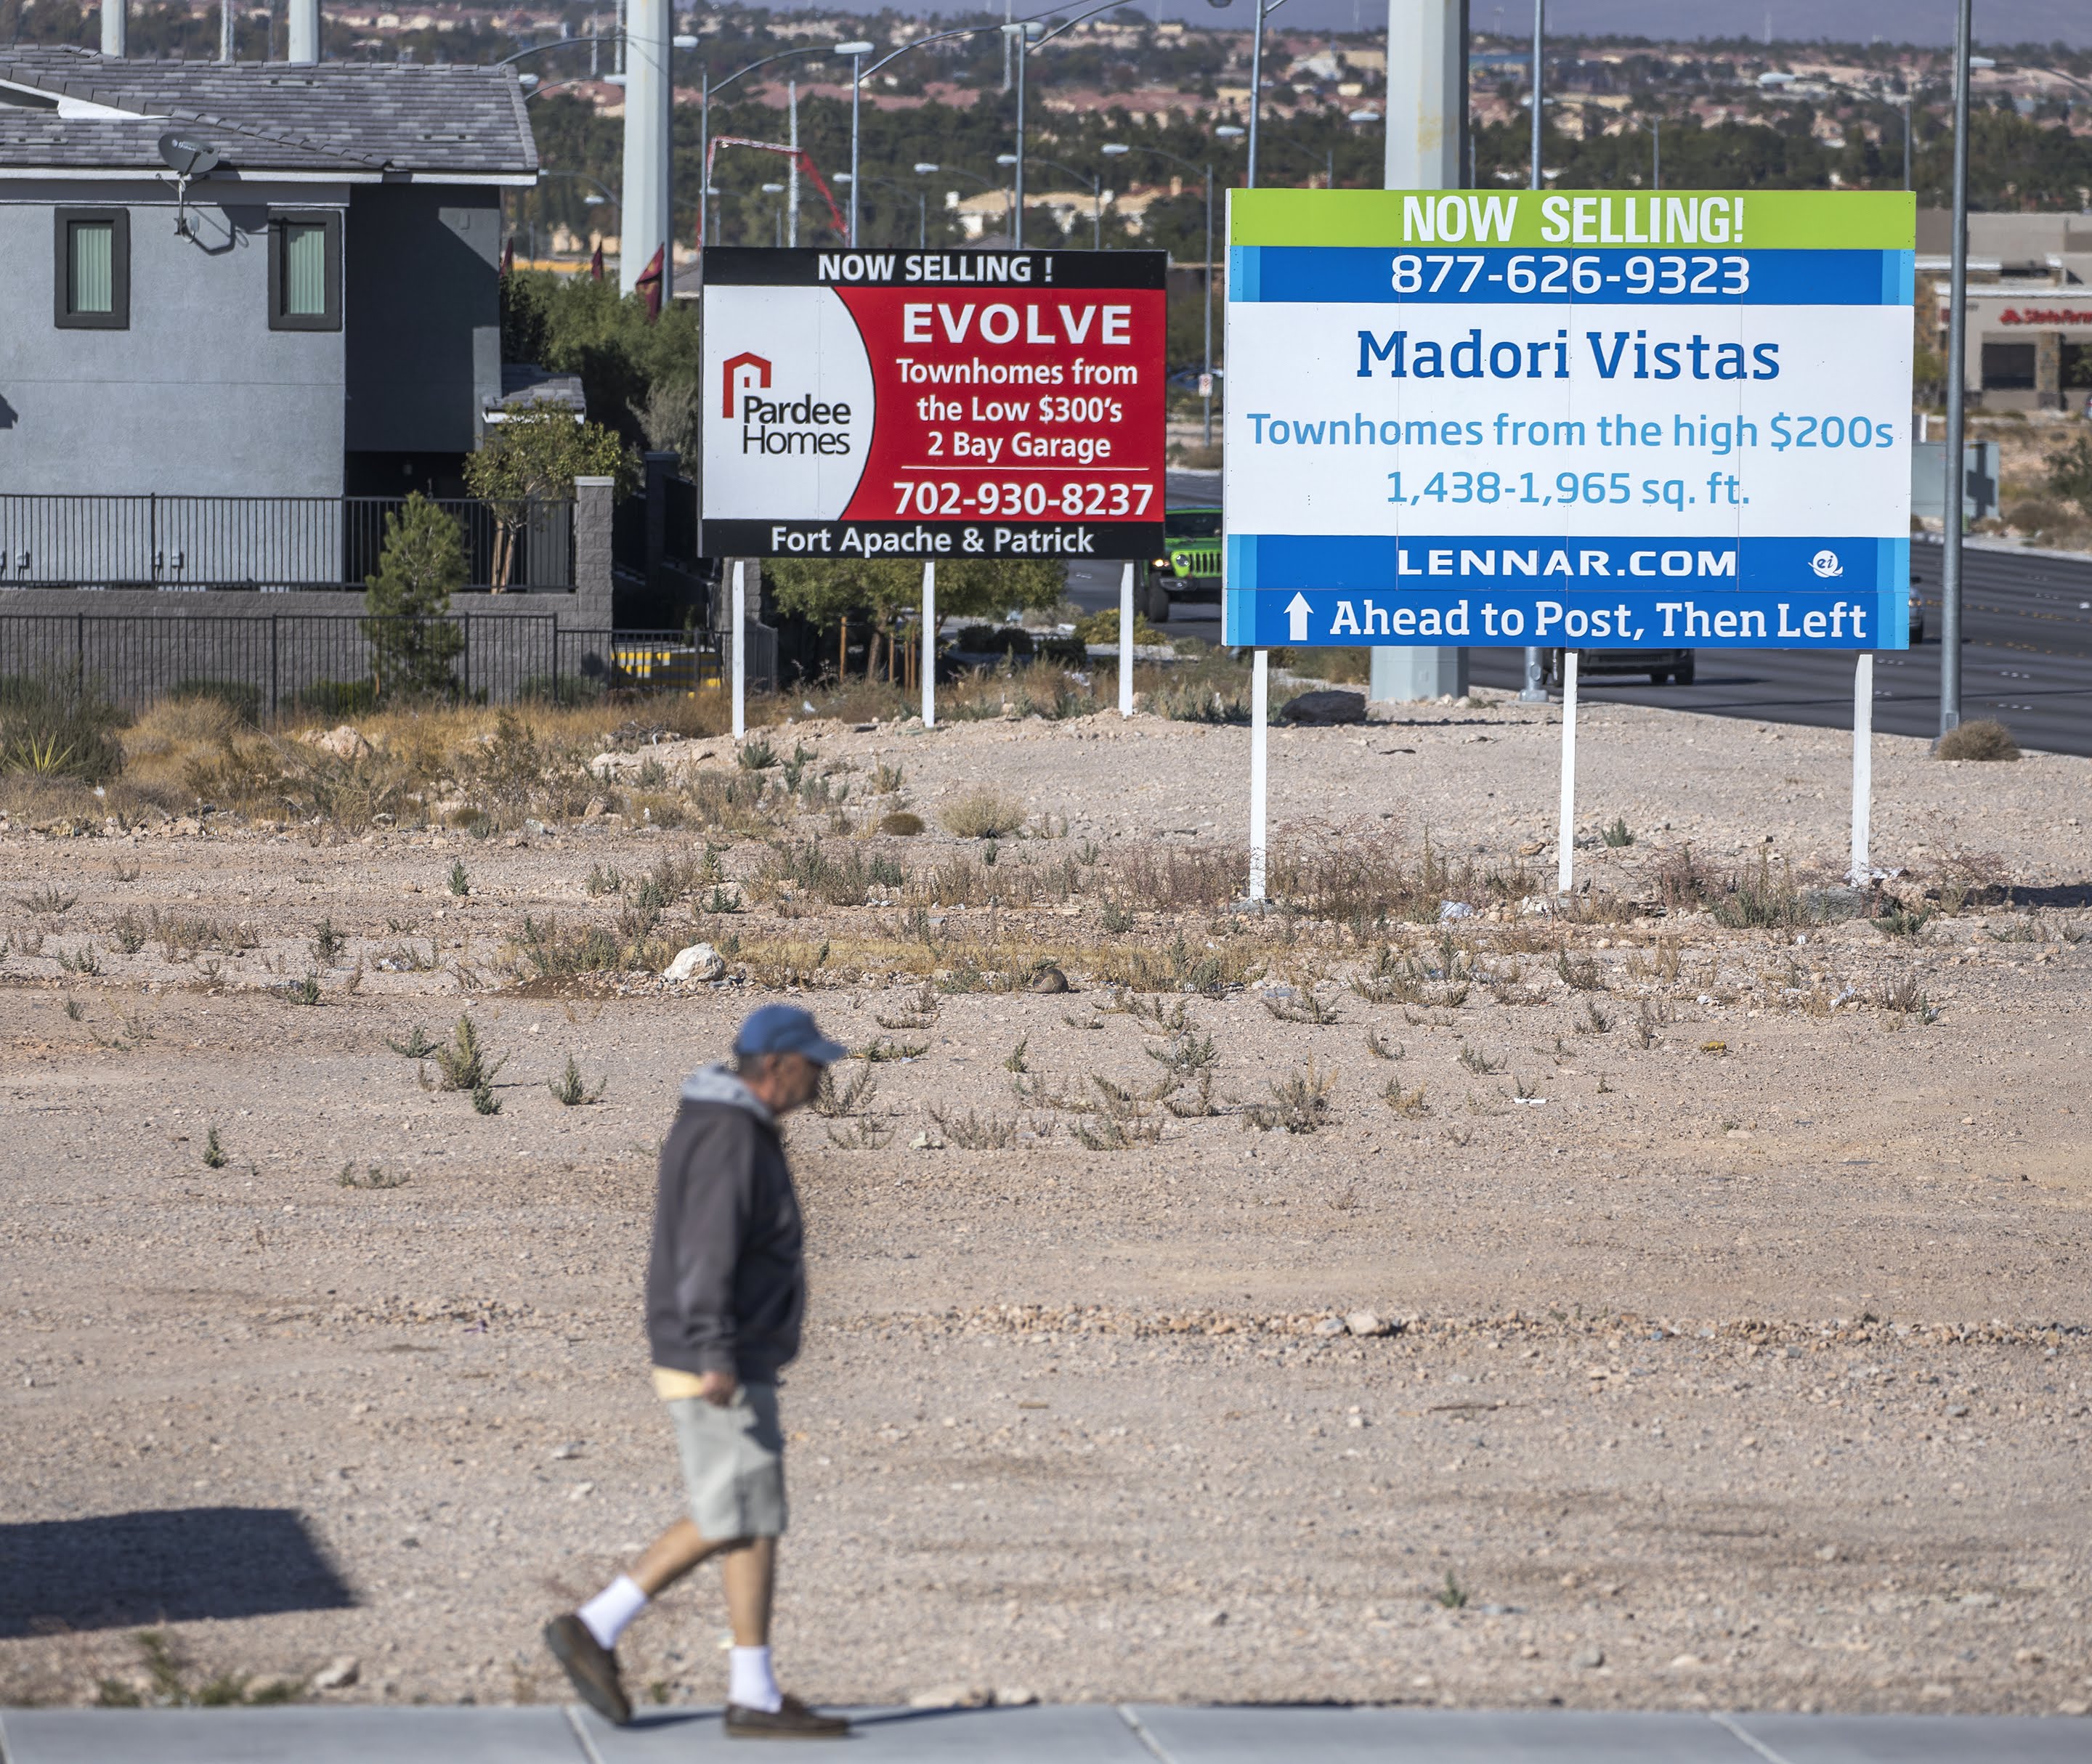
158,132,221,178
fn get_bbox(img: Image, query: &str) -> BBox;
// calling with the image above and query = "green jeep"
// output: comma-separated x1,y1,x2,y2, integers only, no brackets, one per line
1143,506,1223,622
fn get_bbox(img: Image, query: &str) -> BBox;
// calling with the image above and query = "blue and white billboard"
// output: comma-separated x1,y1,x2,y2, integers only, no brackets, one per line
1221,190,1915,650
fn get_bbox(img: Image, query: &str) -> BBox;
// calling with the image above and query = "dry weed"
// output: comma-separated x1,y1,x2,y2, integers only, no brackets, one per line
941,787,1030,840
1242,1059,1336,1133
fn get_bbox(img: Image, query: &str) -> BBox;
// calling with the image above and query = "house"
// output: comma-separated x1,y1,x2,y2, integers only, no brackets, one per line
1917,209,2092,411
0,45,536,500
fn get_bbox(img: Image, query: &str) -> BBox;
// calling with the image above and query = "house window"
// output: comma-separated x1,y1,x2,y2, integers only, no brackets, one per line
54,208,129,329
268,211,341,331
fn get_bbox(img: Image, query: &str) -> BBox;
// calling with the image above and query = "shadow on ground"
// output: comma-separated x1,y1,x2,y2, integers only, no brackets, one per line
0,1508,354,1637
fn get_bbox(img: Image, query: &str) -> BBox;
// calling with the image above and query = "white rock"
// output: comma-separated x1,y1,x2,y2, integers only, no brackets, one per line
663,943,725,983
908,1686,989,1710
307,725,370,760
993,1686,1039,1707
1313,1317,1347,1337
1570,1646,1605,1670
312,1656,360,1691
1345,1311,1390,1338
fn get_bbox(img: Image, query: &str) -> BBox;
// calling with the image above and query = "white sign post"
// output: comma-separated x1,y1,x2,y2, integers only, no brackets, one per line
1119,561,1135,718
922,559,937,730
1248,649,1268,901
1556,649,1579,895
730,559,747,741
1850,651,1873,883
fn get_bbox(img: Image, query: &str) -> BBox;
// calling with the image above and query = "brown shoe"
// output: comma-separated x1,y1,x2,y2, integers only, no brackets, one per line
543,1613,631,1727
724,1692,851,1739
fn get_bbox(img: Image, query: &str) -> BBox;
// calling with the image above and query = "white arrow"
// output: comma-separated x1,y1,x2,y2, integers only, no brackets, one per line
1285,592,1312,643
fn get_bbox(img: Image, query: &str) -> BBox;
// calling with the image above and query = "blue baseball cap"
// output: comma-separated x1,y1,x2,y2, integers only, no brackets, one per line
734,1004,847,1065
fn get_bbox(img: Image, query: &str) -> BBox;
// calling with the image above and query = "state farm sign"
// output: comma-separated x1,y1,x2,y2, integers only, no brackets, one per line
700,248,1167,560
1995,307,2092,328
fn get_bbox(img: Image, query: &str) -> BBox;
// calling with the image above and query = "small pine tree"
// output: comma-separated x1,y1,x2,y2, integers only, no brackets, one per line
362,493,466,699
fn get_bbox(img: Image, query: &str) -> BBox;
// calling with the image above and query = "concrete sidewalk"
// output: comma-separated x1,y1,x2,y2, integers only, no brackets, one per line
1,1703,2085,1763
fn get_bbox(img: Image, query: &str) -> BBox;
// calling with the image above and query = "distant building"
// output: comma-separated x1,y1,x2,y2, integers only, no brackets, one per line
0,46,536,498
1918,209,2092,412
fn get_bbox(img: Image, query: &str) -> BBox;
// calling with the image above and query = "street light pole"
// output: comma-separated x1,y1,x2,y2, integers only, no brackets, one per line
1940,0,1973,737
1246,0,1289,188
1105,137,1225,447
838,38,874,248
1202,166,1213,441
692,44,837,275
1010,23,1029,245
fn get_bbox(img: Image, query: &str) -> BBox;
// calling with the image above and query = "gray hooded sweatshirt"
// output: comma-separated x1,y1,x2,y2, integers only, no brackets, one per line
645,1064,805,1383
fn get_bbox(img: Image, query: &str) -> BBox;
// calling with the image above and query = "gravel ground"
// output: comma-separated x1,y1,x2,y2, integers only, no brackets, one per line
2,697,2088,1720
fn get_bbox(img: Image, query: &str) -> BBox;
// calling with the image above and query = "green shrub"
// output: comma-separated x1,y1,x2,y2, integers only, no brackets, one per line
0,675,127,783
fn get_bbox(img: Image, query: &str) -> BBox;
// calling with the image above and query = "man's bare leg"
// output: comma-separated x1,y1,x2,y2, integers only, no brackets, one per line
629,1519,728,1597
720,1536,776,1646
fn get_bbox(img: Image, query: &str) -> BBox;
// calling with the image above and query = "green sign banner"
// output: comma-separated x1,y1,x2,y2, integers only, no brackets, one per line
1228,189,1915,253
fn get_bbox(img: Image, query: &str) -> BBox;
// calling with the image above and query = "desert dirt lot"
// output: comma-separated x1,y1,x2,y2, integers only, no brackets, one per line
1,689,2088,1720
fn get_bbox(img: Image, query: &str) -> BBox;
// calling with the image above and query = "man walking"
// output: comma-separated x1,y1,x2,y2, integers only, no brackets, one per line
545,1005,849,1739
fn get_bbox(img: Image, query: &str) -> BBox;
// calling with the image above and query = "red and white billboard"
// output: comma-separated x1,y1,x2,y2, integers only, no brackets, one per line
700,248,1168,560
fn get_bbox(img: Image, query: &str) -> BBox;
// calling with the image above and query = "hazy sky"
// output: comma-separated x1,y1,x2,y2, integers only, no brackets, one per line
800,0,2091,50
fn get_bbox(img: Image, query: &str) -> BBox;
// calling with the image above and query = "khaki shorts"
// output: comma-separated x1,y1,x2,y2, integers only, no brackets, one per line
667,1382,787,1540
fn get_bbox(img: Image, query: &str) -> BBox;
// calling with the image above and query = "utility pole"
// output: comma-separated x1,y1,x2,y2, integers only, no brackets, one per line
787,80,800,250
1940,0,1972,736
1373,0,1469,705
618,0,669,296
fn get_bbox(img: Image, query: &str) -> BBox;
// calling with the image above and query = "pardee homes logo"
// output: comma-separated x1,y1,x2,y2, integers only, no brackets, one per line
723,349,856,458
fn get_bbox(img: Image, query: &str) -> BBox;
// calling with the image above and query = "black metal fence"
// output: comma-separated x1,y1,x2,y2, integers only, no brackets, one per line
0,614,721,717
0,495,572,593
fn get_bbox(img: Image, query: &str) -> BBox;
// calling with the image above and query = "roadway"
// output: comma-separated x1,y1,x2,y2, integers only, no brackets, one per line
1067,482,2092,758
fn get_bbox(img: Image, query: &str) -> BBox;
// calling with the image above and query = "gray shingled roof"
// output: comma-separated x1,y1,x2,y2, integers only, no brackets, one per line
0,45,535,176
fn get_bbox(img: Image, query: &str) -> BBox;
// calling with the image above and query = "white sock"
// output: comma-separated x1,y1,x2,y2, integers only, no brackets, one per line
729,1644,782,1713
577,1574,648,1649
